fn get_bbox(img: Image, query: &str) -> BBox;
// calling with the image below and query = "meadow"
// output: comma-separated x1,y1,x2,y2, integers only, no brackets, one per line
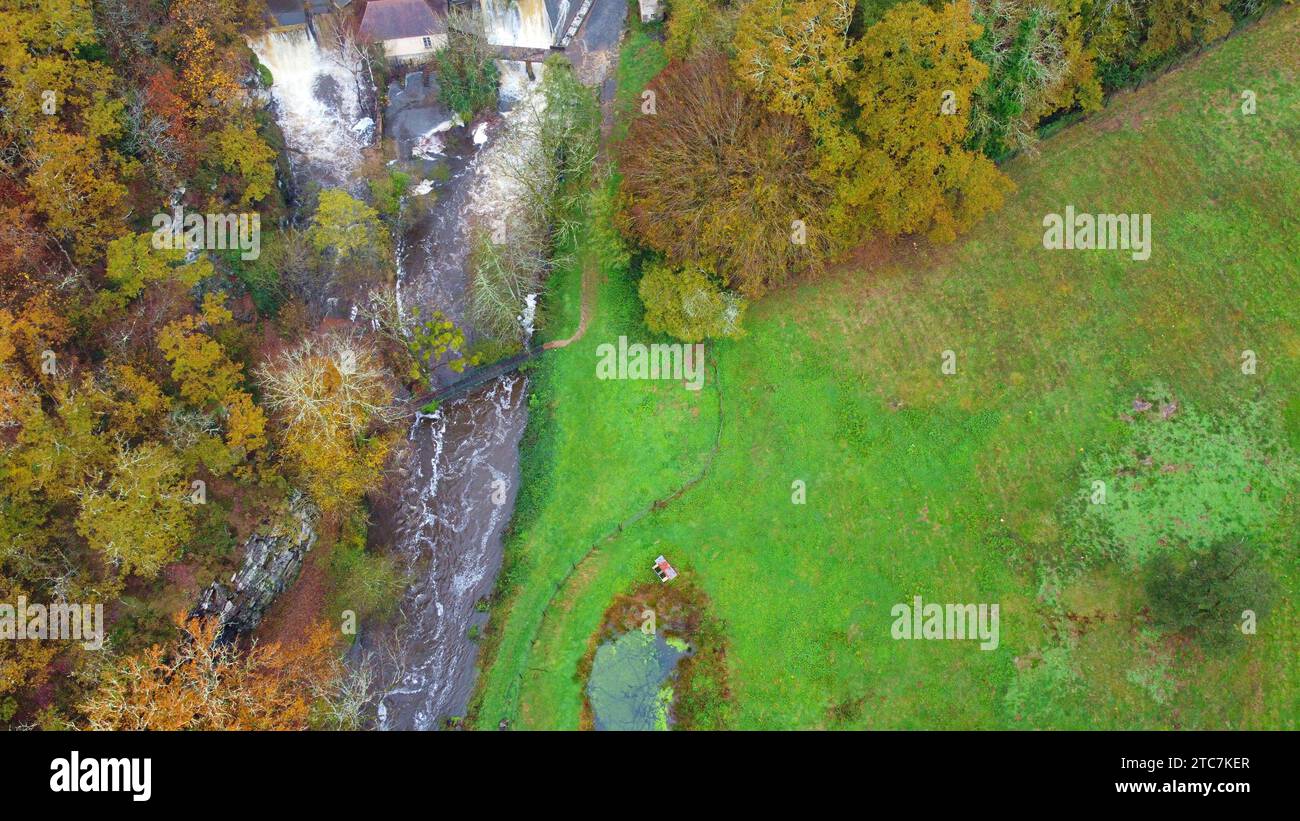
471,7,1300,729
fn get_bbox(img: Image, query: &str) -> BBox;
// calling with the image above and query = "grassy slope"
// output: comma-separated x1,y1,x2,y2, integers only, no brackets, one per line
474,8,1300,729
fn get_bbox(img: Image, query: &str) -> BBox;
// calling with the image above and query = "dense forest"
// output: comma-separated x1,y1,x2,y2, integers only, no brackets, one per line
623,0,1284,340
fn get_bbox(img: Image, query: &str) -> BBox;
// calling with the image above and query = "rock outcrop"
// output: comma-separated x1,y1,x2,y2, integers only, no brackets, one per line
191,492,319,646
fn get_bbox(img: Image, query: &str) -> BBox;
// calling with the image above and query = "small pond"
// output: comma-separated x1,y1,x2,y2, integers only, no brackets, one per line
587,630,691,731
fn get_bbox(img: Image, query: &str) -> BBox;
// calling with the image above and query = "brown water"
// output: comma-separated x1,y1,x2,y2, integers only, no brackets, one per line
369,374,527,730
357,71,531,729
252,8,624,729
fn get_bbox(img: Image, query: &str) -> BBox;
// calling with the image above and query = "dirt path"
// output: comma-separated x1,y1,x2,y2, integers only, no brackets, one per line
542,260,599,350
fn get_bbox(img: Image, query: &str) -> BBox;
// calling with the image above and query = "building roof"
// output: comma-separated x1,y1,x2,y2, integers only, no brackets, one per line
359,0,446,42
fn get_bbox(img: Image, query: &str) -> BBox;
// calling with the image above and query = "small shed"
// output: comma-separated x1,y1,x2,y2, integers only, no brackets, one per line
653,555,678,583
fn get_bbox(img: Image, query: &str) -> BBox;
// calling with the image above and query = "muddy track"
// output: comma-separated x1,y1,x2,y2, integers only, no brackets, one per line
542,261,599,350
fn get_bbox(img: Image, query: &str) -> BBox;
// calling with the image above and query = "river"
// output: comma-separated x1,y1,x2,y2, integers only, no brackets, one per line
251,17,533,730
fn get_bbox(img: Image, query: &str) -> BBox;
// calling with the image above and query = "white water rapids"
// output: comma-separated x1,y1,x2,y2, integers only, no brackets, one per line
249,21,547,728
376,375,527,730
250,27,369,188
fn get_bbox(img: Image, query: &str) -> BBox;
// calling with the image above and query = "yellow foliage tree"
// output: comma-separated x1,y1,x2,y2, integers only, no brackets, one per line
257,333,398,515
732,0,857,146
213,122,277,207
848,2,1014,243
25,127,132,261
75,441,195,578
157,298,245,408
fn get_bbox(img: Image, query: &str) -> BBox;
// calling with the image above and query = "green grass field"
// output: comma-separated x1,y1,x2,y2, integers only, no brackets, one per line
472,8,1300,729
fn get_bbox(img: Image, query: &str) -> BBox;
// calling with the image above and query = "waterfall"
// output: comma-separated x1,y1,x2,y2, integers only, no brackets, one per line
250,26,368,188
480,0,554,49
551,0,570,41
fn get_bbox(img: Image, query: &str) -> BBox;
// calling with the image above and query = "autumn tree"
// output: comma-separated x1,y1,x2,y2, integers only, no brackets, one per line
3,377,117,530
104,363,169,439
0,195,57,301
1142,0,1233,58
82,614,340,730
257,332,398,514
732,0,857,144
0,293,73,390
211,122,278,207
310,189,391,265
620,53,834,297
846,2,1014,243
0,577,60,723
102,232,212,310
157,292,266,473
24,127,133,262
161,0,246,127
158,292,245,407
0,0,133,262
75,441,195,578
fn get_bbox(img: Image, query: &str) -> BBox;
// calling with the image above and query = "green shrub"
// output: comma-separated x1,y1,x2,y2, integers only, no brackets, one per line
219,242,283,316
465,337,524,367
1145,538,1276,652
328,507,405,632
638,259,746,342
368,169,411,221
431,9,499,120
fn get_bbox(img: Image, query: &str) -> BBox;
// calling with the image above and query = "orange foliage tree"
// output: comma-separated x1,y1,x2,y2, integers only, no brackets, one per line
82,615,340,730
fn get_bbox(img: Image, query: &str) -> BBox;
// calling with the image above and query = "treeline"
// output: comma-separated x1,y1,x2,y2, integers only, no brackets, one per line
621,0,1284,341
0,0,435,729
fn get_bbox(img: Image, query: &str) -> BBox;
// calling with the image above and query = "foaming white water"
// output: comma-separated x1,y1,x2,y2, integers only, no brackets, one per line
250,28,367,185
468,65,546,247
481,0,554,49
412,116,462,160
497,58,544,108
518,292,538,338
377,375,527,730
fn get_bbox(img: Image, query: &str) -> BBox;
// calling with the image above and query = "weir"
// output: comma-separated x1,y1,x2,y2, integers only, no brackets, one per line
477,0,579,49
249,12,370,189
264,0,347,35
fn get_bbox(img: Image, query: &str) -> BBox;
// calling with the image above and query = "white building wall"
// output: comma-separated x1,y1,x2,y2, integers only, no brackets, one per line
382,33,447,62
